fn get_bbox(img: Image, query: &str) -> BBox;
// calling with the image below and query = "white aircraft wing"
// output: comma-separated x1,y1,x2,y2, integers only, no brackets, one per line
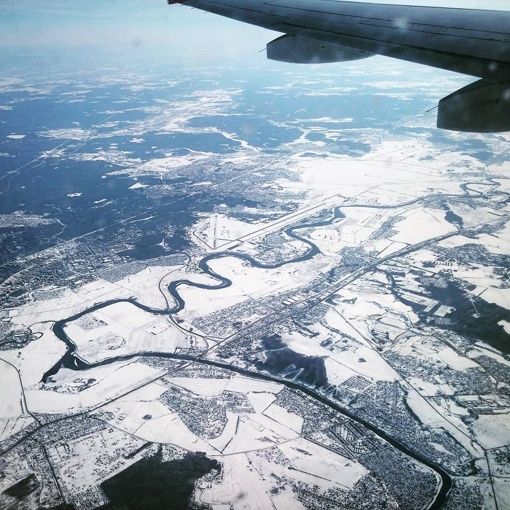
169,0,510,132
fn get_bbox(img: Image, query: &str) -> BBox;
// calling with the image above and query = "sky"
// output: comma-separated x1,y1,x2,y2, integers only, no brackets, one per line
0,1,270,71
0,0,508,70
0,1,265,56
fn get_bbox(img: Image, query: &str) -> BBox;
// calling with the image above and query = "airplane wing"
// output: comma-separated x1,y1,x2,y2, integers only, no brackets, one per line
169,0,510,132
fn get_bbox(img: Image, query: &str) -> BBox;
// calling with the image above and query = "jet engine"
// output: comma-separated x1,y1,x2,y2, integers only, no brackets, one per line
267,34,374,64
438,79,510,133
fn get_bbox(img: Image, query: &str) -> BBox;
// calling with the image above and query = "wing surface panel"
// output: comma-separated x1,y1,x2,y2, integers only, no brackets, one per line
183,0,510,79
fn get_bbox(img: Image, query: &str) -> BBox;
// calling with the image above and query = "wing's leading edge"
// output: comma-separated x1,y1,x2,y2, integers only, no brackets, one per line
169,0,510,132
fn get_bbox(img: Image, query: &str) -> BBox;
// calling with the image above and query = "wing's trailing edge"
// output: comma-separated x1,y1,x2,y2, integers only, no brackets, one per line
170,0,510,132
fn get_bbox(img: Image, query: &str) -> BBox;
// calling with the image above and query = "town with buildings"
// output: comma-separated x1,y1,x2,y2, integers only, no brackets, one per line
1,58,509,509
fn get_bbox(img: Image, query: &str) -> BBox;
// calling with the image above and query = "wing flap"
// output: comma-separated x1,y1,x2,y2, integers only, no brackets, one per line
267,34,373,64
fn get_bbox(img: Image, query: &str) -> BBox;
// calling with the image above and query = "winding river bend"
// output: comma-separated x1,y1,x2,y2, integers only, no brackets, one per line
45,206,344,377
45,203,452,509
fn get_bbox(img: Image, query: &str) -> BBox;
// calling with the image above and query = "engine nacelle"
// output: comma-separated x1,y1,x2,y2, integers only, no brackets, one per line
267,34,374,64
438,79,510,133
